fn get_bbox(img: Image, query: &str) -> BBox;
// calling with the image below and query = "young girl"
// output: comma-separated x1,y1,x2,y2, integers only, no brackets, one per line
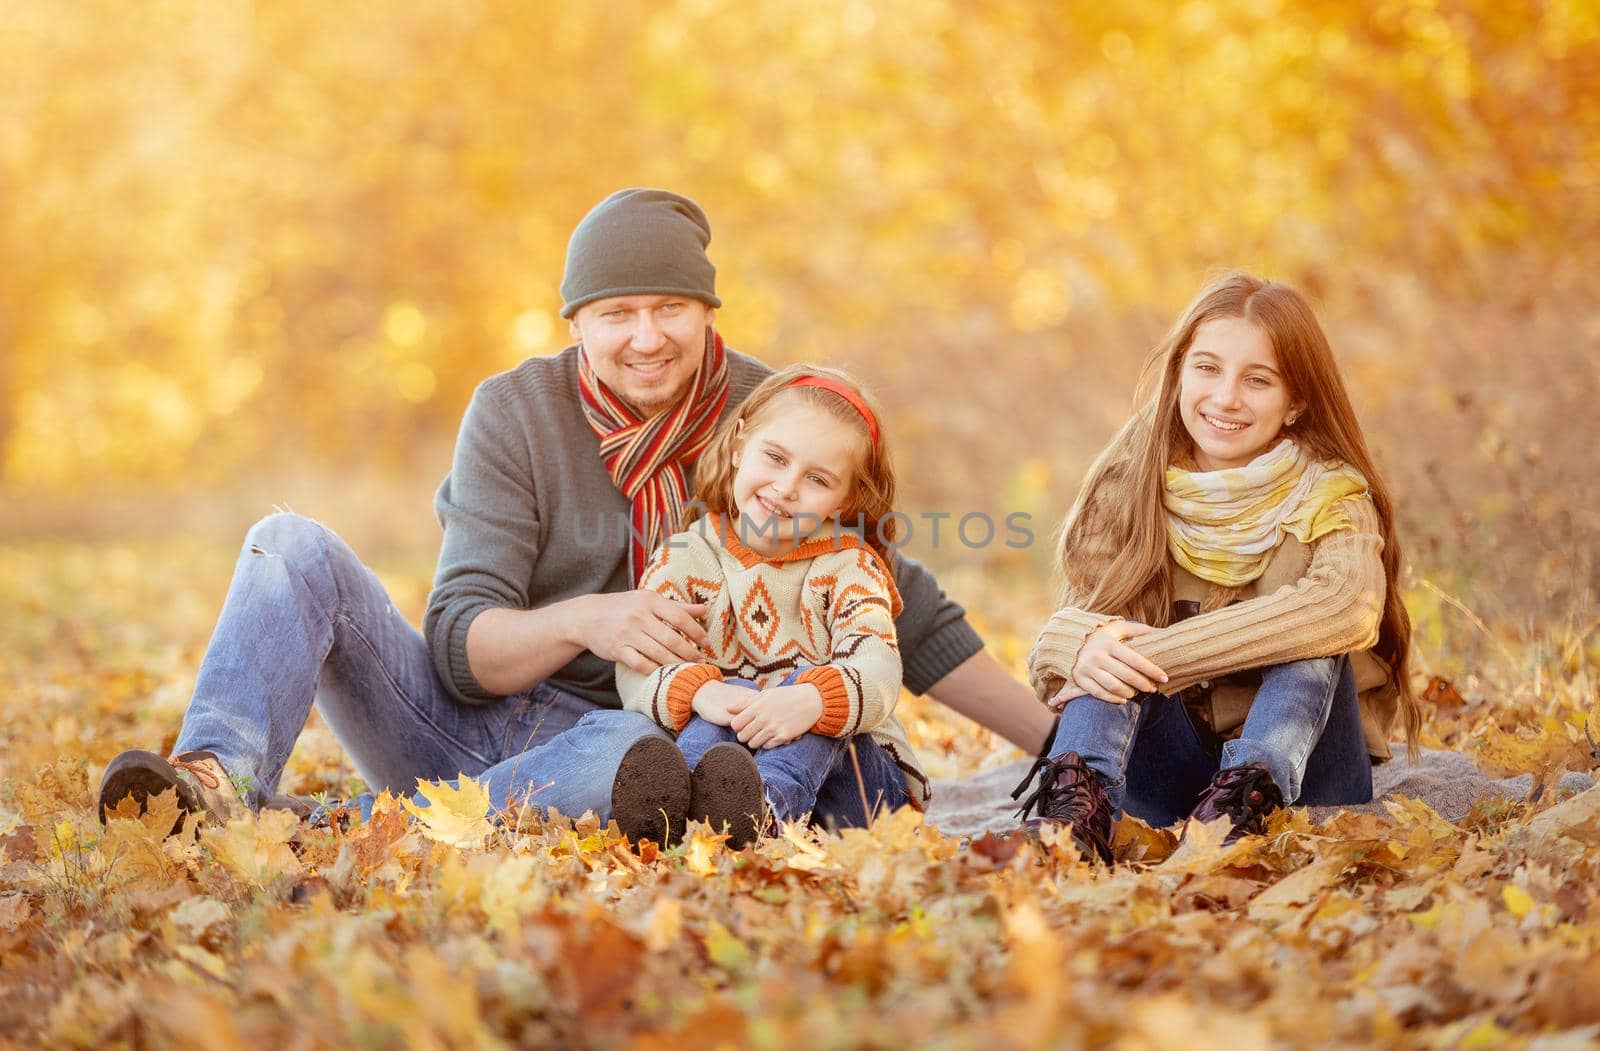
610,365,927,848
1018,273,1417,862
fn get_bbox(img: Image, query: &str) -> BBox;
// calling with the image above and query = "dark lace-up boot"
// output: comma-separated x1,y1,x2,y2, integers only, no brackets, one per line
1186,762,1284,842
1010,750,1115,864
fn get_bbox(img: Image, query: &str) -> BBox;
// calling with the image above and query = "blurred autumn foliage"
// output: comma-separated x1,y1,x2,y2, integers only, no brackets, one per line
3,0,1598,617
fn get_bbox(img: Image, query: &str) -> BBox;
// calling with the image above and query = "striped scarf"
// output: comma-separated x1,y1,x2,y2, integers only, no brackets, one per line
1164,438,1369,587
579,328,730,586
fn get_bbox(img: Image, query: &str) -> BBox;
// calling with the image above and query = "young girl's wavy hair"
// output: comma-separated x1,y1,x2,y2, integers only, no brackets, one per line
690,364,897,557
1055,271,1419,751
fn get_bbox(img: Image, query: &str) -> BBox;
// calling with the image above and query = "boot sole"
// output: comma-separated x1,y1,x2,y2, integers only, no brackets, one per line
610,735,690,847
97,749,202,835
690,742,764,850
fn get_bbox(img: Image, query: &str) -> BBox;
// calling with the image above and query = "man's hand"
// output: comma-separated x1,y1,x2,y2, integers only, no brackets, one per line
729,684,824,749
691,680,751,727
1065,620,1169,706
575,591,710,674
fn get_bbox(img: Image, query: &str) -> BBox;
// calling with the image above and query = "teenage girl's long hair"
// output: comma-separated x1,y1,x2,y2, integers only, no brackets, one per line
689,364,897,558
1055,272,1418,750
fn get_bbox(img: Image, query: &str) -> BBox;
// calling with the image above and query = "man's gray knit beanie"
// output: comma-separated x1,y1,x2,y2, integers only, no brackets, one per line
559,188,722,318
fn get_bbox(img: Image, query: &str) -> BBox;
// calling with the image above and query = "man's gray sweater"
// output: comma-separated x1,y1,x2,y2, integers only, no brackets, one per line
425,344,984,707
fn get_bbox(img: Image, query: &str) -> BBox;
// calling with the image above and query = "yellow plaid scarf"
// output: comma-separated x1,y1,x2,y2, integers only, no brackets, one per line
1164,439,1369,587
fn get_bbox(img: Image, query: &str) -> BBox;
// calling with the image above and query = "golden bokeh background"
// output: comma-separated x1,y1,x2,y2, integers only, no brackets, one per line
3,0,1597,620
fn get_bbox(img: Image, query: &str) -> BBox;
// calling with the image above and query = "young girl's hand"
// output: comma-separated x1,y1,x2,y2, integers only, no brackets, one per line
1068,621,1169,705
691,681,751,727
729,684,824,749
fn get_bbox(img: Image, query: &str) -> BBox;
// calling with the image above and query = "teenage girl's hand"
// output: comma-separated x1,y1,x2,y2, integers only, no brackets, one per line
576,591,710,675
690,681,751,727
1065,621,1169,706
729,684,824,749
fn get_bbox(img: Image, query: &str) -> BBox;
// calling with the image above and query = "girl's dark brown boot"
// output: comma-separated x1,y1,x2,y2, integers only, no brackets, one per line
610,735,691,847
1010,750,1115,864
688,742,765,850
1186,762,1283,842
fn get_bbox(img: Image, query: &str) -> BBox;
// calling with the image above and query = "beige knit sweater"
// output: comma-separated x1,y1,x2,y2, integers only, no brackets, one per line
1029,494,1397,758
615,514,929,806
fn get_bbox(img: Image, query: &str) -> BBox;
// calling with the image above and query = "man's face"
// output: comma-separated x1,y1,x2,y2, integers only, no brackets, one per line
570,295,715,417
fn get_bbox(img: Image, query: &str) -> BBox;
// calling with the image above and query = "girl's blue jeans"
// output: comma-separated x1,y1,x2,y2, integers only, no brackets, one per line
172,513,669,821
675,670,910,827
1050,655,1373,826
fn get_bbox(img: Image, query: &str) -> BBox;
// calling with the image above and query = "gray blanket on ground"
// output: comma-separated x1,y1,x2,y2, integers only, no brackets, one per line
924,747,1597,839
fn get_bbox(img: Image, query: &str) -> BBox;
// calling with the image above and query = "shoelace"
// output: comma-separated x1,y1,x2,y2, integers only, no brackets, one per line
1009,755,1095,821
168,755,222,790
1200,767,1271,821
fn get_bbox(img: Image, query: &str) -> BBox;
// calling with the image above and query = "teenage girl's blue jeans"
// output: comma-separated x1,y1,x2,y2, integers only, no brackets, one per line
171,513,669,821
1049,655,1373,826
674,669,910,827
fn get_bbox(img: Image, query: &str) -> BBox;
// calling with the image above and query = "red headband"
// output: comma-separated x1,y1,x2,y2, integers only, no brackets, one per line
786,376,879,446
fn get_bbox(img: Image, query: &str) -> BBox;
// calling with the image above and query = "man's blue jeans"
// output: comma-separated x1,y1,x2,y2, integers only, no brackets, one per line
172,513,667,819
674,670,909,827
1049,655,1373,826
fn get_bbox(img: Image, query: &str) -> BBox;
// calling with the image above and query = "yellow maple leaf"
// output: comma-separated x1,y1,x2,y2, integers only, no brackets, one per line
683,825,725,877
777,822,834,872
203,808,303,883
703,919,749,974
401,776,494,850
1248,857,1346,916
642,897,682,952
170,897,230,941
1160,814,1240,875
479,854,542,935
1501,883,1535,919
102,785,187,842
100,790,186,893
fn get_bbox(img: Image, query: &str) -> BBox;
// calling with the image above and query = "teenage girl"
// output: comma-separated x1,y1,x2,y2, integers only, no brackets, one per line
611,365,925,847
1020,273,1416,862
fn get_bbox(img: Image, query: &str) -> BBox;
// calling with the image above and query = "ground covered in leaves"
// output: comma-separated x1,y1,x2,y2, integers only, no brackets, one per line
2,538,1599,1050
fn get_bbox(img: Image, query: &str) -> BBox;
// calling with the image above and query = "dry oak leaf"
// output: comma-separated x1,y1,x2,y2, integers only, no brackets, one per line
400,775,494,850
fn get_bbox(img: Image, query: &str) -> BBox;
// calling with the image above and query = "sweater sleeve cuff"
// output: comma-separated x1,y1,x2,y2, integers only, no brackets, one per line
665,664,723,731
797,667,852,736
444,602,498,704
901,618,985,696
1027,609,1116,703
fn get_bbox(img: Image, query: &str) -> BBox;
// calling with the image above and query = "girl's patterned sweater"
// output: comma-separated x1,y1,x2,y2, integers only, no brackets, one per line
616,513,929,807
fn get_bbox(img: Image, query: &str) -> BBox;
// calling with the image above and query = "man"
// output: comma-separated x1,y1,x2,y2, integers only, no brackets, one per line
96,188,1053,832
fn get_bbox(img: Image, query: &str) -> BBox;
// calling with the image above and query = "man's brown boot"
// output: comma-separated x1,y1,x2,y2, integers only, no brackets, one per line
97,749,243,834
